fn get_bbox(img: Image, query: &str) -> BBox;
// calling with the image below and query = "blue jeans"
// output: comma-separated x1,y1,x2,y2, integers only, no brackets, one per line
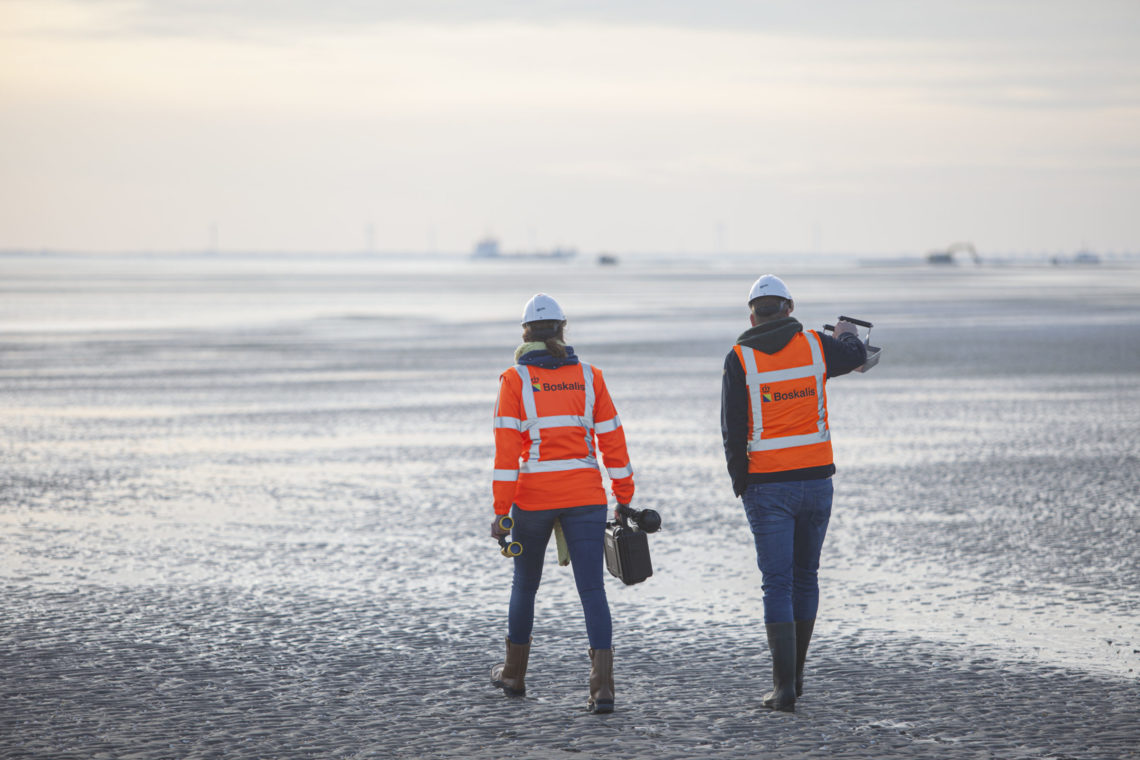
507,503,612,650
742,479,833,624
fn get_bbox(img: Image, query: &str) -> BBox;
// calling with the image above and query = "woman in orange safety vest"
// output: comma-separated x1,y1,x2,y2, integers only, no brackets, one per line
489,293,635,714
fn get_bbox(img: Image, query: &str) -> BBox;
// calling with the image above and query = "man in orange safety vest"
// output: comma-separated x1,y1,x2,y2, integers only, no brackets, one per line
721,274,868,713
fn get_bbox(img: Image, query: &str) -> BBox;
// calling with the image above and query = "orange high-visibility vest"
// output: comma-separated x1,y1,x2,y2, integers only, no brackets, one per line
493,361,634,514
732,330,833,474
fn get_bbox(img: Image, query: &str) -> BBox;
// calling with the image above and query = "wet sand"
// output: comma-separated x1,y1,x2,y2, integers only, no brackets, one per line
2,253,1138,758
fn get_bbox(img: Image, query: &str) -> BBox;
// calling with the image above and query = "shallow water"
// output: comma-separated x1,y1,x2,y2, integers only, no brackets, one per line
2,252,1138,758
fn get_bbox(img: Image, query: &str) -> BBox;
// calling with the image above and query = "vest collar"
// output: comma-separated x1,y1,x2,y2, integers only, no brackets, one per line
737,317,803,355
515,343,580,368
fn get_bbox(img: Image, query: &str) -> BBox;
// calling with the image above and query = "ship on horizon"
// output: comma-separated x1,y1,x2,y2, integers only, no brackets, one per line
471,236,577,260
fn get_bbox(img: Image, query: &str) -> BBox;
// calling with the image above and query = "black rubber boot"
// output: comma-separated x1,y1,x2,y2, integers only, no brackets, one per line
761,621,796,712
490,637,530,697
795,618,816,698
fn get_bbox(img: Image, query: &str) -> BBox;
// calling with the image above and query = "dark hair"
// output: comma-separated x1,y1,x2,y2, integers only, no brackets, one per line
749,296,789,319
523,319,567,358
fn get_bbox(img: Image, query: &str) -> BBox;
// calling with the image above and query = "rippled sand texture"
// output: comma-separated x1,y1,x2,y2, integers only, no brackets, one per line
2,254,1138,759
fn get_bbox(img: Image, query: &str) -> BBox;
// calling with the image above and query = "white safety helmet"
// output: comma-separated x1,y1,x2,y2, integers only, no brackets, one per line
521,293,566,324
747,274,792,304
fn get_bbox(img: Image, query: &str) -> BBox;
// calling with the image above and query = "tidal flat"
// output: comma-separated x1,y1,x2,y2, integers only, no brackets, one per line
2,252,1138,759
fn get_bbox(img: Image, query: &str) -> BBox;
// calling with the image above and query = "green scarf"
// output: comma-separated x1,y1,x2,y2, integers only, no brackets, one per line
514,340,565,362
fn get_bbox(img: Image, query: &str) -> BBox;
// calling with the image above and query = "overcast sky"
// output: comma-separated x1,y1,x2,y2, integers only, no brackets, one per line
2,0,1138,255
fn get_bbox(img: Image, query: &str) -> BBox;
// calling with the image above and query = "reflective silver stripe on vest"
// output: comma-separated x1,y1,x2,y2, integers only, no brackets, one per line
748,431,829,451
524,414,591,431
515,365,542,464
606,464,633,479
494,416,522,431
579,362,597,459
493,469,519,481
595,415,621,434
515,366,539,417
741,331,830,453
806,332,828,438
514,362,600,474
521,457,598,474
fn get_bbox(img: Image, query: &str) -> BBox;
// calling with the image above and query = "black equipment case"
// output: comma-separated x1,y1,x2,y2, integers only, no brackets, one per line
604,523,653,585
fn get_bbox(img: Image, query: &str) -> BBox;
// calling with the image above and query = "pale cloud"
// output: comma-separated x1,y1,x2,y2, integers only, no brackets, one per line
0,0,1138,253
46,0,1140,46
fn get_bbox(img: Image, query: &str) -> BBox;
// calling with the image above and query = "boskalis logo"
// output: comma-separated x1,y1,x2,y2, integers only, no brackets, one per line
761,383,816,403
530,374,585,393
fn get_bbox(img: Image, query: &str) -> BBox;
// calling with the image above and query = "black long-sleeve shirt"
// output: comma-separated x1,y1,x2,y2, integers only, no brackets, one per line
720,317,867,497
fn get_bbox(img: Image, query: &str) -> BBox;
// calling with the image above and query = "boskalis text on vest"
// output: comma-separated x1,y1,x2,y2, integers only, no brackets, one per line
530,377,587,393
761,384,817,403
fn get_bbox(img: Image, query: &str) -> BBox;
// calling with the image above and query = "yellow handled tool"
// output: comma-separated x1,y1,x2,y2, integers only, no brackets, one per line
554,518,570,566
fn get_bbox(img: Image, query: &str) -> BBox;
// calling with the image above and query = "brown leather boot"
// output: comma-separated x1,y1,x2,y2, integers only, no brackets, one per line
490,637,530,697
587,648,614,714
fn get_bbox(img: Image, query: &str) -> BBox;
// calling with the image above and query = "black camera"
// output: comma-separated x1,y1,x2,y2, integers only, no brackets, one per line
615,503,661,533
605,504,662,585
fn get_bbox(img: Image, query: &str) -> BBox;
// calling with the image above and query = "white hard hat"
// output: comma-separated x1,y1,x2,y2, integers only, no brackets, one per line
748,274,792,303
521,293,566,324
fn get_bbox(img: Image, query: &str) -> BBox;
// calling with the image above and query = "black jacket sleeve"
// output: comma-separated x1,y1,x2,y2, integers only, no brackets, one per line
720,350,750,498
820,332,868,378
